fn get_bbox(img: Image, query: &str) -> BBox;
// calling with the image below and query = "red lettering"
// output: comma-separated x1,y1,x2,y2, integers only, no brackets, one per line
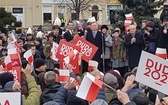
146,58,154,68
154,62,162,71
162,65,168,74
4,100,10,105
144,68,151,77
160,74,168,84
151,70,160,80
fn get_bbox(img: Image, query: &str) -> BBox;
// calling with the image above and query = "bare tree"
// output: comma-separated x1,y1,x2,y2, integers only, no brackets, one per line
64,0,93,20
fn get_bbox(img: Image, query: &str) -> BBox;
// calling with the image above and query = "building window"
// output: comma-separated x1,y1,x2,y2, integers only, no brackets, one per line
107,5,122,21
58,6,65,19
43,6,52,23
92,5,99,21
12,8,23,25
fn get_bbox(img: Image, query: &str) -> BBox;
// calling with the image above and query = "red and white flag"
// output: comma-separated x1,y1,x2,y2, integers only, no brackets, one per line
63,49,78,64
155,48,167,59
51,42,59,61
76,73,103,102
88,60,98,71
7,41,18,49
58,69,70,83
125,13,133,20
124,20,132,27
23,49,34,64
4,55,13,70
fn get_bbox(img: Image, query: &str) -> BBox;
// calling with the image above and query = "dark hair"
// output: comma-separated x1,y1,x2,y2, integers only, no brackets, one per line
68,21,73,25
17,39,23,43
27,44,35,50
0,72,14,88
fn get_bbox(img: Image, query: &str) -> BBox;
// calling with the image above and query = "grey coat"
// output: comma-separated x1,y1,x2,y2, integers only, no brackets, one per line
104,34,112,59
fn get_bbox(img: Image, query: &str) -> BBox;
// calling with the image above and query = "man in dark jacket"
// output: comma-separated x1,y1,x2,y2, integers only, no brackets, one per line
85,22,105,72
64,21,74,42
124,25,144,70
40,71,61,104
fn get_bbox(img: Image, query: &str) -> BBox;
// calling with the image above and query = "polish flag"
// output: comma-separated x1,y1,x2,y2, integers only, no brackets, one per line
23,49,34,64
124,20,132,27
51,42,59,61
4,55,13,70
63,49,78,64
155,48,167,59
7,41,19,49
7,48,19,59
88,60,98,71
76,73,103,102
125,13,133,20
58,69,70,83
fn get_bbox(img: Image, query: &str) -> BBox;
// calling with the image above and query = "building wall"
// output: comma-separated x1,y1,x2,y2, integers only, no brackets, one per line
0,0,42,28
0,0,122,27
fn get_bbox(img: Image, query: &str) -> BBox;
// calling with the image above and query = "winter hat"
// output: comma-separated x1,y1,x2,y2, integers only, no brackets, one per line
36,31,43,38
90,99,108,105
104,73,118,87
124,72,136,81
101,25,108,31
146,21,155,28
34,58,46,69
43,101,59,105
132,92,149,105
113,30,120,34
4,81,14,89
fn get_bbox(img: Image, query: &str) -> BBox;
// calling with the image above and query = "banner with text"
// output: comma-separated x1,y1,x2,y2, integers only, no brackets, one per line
135,51,168,95
73,35,98,62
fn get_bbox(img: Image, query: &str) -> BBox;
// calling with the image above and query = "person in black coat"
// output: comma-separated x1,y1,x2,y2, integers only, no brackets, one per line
53,25,63,44
40,71,61,104
64,21,74,42
85,22,105,72
143,21,159,54
124,25,144,70
158,16,168,54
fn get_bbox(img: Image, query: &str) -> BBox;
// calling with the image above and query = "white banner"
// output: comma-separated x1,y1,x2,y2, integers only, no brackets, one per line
0,92,21,105
135,51,168,95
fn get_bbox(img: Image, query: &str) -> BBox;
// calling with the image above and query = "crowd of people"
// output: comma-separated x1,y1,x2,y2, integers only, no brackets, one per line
0,12,168,105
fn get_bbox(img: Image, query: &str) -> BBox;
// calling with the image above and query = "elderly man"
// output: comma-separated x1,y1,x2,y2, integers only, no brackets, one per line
40,71,61,104
124,25,144,70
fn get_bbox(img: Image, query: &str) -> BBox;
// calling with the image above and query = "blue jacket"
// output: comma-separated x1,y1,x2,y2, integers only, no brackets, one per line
53,86,68,105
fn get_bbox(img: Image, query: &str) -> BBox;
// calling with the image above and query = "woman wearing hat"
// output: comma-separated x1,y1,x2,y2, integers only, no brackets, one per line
143,21,158,54
101,25,112,72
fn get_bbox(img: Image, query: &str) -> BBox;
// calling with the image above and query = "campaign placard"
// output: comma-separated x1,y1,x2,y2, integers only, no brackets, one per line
56,39,80,60
73,35,98,62
135,51,168,95
0,92,21,105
